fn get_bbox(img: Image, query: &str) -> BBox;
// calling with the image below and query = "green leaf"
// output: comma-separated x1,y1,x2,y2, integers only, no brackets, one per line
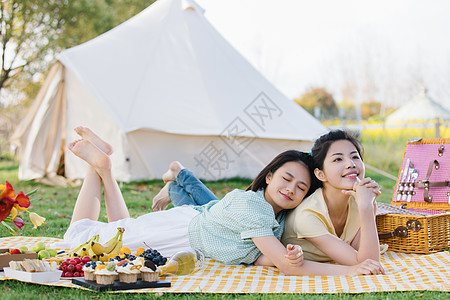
25,188,38,197
1,221,18,235
2,218,13,224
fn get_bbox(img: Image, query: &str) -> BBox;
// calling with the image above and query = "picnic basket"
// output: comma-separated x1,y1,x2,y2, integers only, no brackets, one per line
376,138,450,254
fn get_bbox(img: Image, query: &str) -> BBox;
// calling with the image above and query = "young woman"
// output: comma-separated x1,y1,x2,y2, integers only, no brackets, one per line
281,130,383,269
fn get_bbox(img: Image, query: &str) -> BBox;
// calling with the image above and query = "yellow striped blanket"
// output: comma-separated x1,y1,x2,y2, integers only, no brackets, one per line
0,236,449,293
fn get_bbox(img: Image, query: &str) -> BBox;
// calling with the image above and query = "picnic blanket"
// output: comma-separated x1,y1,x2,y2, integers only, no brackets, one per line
0,236,449,293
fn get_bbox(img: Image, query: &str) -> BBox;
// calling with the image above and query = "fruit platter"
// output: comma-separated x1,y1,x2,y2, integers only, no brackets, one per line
1,227,204,290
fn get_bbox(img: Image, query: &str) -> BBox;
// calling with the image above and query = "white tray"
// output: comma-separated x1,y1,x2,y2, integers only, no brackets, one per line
3,267,62,283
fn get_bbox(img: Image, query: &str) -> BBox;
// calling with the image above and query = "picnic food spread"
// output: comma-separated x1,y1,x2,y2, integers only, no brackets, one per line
1,227,199,289
48,228,176,287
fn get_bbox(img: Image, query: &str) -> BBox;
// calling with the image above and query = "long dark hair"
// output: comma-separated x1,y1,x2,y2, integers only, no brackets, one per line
246,150,319,198
311,130,363,171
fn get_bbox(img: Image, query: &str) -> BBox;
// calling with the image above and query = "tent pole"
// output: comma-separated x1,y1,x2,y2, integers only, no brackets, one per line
435,117,441,138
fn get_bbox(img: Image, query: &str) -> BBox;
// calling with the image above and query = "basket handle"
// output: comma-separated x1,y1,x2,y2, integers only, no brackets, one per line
378,226,408,240
422,160,440,202
413,181,449,188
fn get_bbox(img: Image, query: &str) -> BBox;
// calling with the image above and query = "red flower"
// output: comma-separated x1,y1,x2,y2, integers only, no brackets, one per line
0,181,15,199
0,181,30,223
14,191,30,209
0,197,14,223
12,217,25,230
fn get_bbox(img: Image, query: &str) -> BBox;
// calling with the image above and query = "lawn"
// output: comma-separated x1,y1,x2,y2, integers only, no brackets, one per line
0,156,448,299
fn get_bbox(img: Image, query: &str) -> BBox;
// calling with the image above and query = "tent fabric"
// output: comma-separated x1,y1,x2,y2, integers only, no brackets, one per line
10,62,66,180
11,0,327,182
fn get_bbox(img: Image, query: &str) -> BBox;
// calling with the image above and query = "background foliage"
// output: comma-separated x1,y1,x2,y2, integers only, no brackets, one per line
0,0,155,103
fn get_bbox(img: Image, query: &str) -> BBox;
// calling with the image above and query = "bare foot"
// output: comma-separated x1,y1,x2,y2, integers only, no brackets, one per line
162,161,184,183
68,139,111,173
152,182,173,211
74,126,113,155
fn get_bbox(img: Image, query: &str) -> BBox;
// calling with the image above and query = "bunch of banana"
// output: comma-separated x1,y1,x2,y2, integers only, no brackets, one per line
91,227,124,260
69,234,99,258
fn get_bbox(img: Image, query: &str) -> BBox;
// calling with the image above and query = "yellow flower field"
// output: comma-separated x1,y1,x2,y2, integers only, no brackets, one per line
359,125,450,175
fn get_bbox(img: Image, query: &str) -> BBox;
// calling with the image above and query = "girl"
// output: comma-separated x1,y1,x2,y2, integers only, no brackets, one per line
59,127,308,274
61,127,383,275
281,130,383,269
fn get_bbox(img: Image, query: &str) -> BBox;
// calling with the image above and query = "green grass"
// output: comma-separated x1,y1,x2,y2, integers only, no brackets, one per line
0,157,448,298
1,279,448,299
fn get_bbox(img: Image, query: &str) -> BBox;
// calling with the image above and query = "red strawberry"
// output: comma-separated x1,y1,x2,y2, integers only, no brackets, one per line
65,271,73,277
73,271,80,277
73,257,82,264
9,249,21,254
81,256,91,264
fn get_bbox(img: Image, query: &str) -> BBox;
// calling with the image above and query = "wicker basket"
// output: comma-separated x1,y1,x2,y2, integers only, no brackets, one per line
376,204,450,254
376,138,450,254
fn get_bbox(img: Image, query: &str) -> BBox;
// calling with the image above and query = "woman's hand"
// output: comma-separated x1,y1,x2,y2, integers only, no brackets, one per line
284,244,304,266
342,177,380,211
252,236,306,275
349,259,385,276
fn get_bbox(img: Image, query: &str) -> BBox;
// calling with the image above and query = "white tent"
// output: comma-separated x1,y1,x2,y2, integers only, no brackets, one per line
386,88,450,137
11,0,327,183
386,88,450,123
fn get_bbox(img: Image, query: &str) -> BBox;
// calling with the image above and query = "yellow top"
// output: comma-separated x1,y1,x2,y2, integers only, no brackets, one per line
281,188,360,262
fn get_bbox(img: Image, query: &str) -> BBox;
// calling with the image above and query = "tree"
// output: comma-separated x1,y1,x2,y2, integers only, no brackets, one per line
1,0,56,91
361,100,381,120
294,87,338,119
0,0,155,102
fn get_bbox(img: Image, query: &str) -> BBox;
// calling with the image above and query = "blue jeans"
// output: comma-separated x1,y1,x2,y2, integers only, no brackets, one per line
168,169,219,206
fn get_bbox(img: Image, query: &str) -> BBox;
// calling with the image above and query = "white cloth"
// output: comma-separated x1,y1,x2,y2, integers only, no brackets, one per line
51,206,199,257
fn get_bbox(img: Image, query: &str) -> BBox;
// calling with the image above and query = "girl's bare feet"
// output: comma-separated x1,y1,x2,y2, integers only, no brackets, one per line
74,126,113,155
68,139,111,175
162,161,184,183
152,182,173,211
